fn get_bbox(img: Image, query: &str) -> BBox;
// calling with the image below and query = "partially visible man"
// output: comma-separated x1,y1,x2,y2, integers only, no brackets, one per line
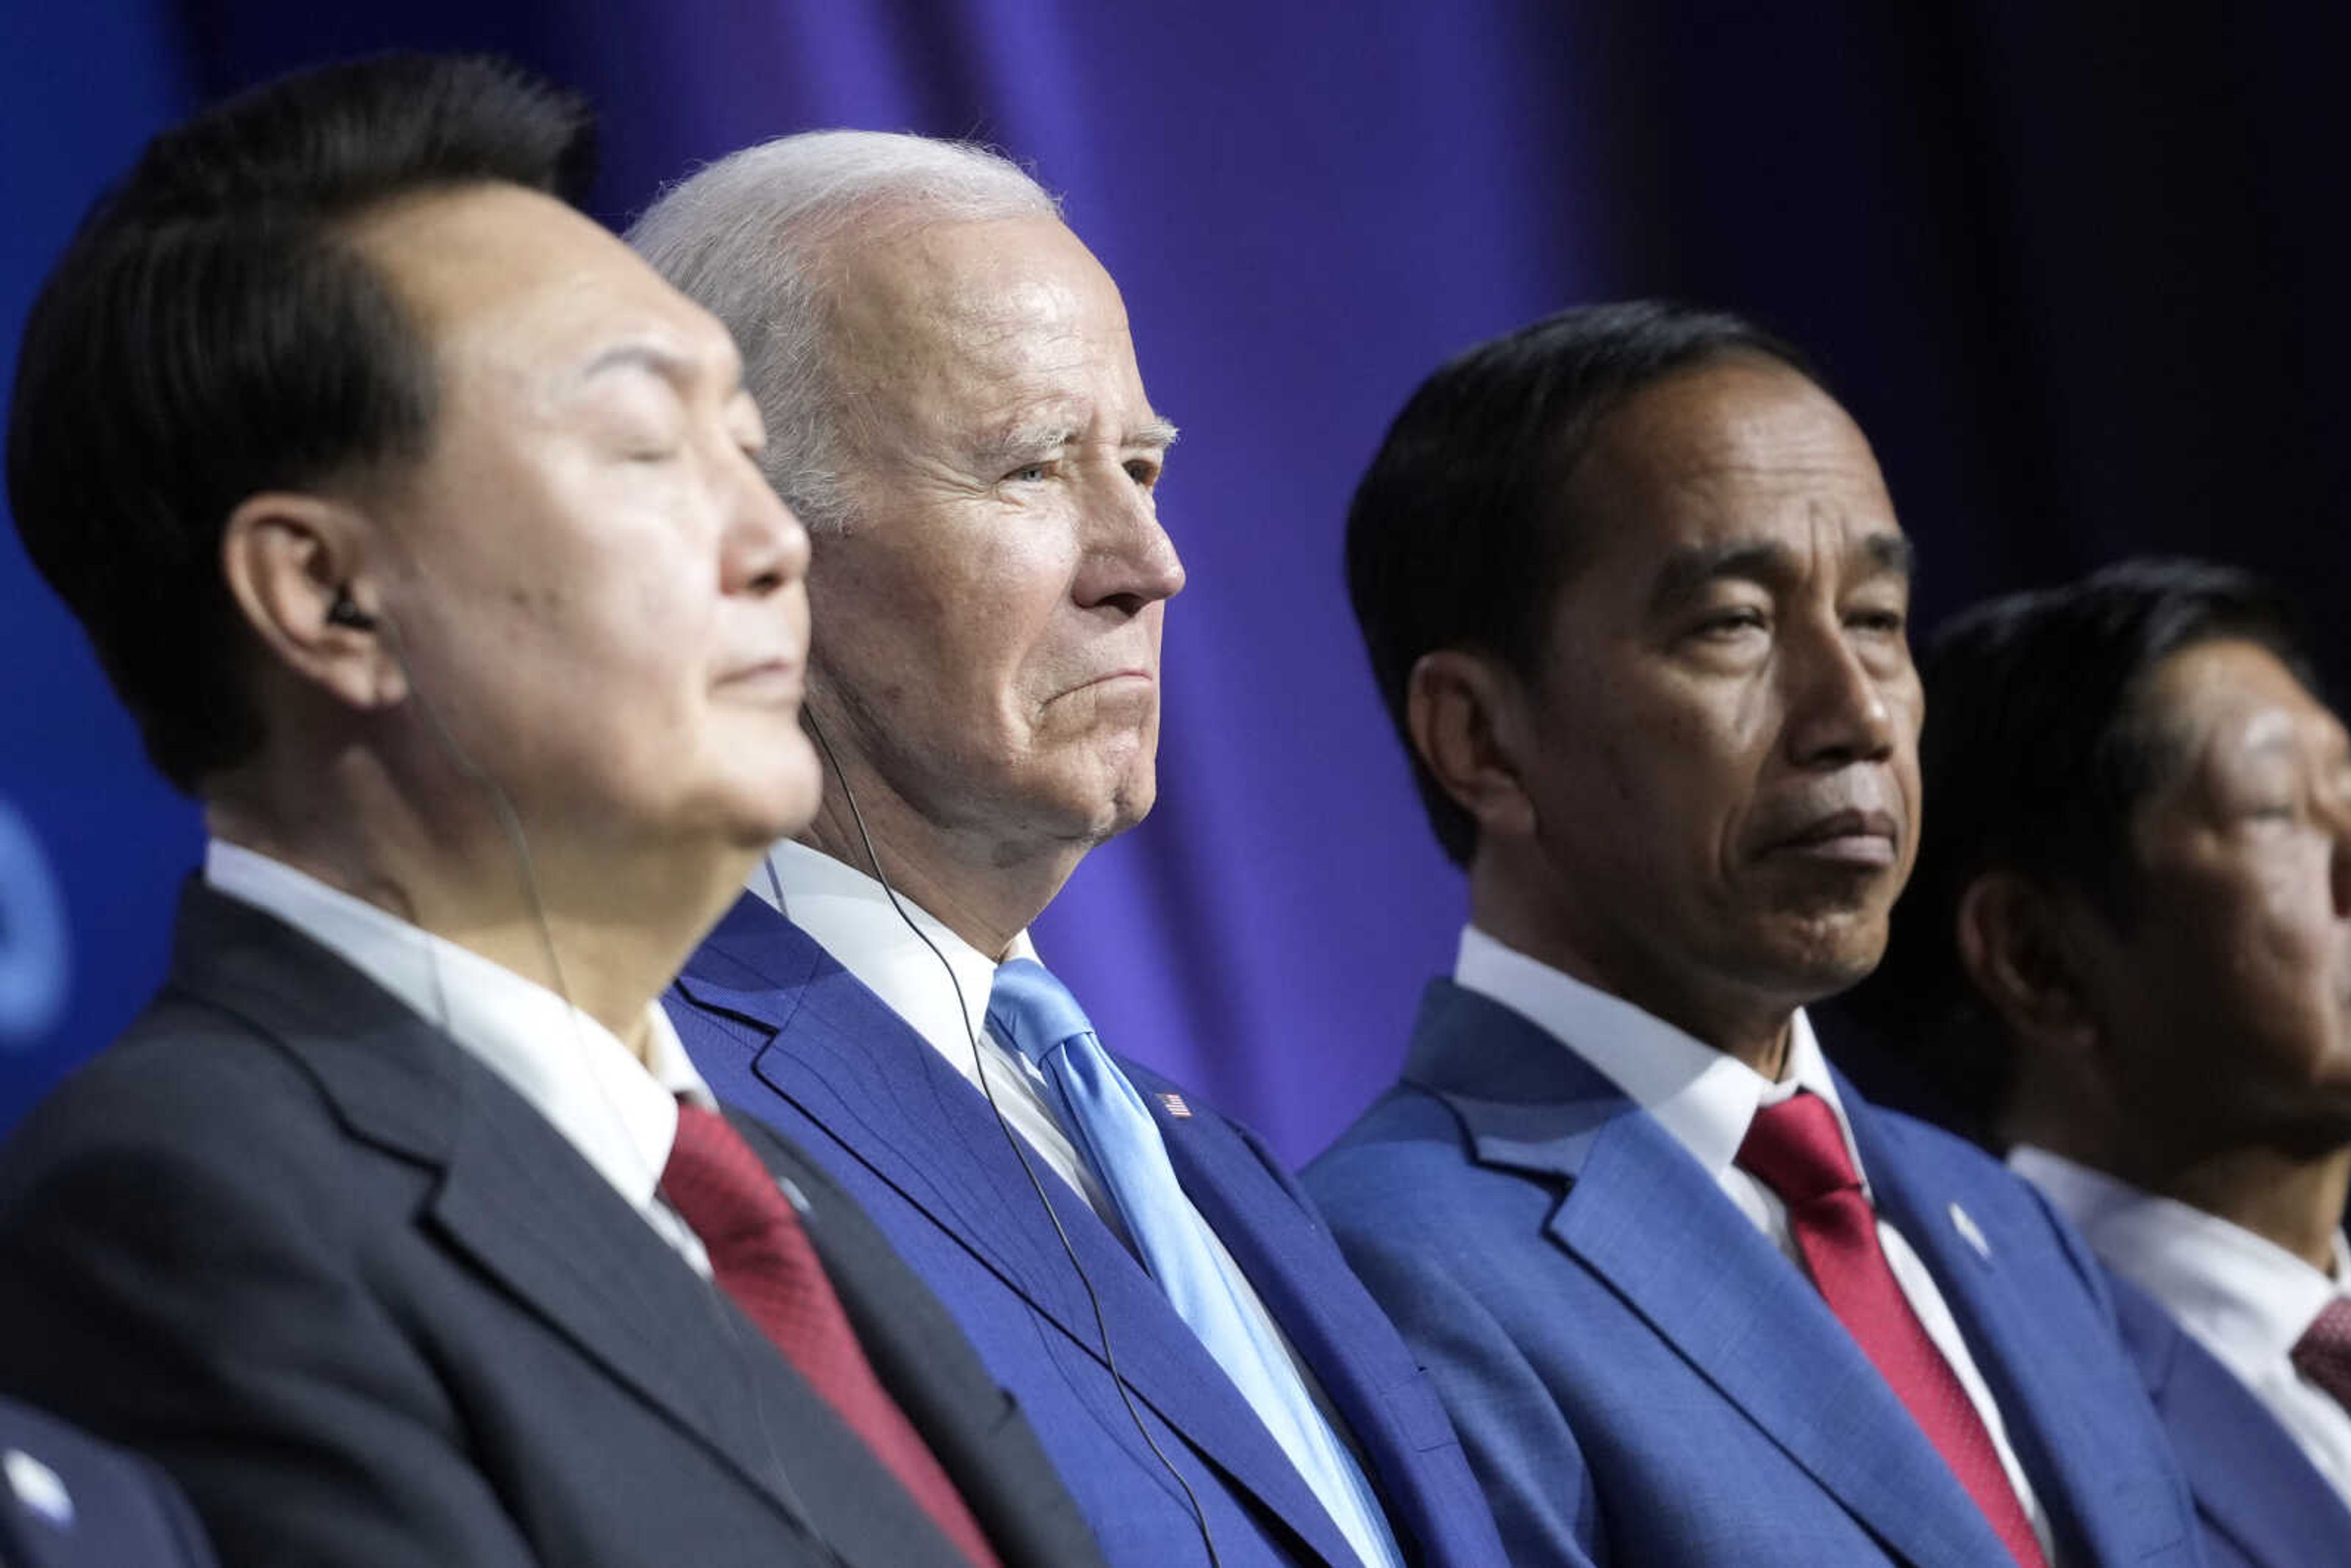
1303,301,2203,1567
636,133,1508,1568
1851,558,2351,1566
0,56,1102,1568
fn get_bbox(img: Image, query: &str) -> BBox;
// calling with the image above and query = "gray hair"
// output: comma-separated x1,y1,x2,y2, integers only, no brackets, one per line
626,130,1062,531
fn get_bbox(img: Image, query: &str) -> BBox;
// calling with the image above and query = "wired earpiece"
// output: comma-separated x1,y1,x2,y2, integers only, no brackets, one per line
380,602,843,1565
325,587,377,631
798,704,1224,1568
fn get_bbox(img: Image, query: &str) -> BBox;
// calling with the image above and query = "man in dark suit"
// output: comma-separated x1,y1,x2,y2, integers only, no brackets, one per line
633,133,1509,1568
1850,558,2351,1566
0,54,1102,1568
1302,301,2204,1568
0,1398,215,1568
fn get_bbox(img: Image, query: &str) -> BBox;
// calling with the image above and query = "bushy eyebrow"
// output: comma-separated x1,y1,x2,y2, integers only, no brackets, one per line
969,413,1180,471
1132,416,1180,452
1650,530,1913,613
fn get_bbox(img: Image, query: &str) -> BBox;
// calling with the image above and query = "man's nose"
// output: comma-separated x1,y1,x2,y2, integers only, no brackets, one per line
1074,465,1185,613
1783,622,1902,767
723,459,811,601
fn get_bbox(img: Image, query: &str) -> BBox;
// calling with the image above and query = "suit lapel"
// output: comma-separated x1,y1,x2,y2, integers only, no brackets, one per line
676,898,1361,1568
1846,1101,2113,1566
423,1086,846,1534
729,1112,1101,1568
1849,1097,2184,1568
1141,1067,1469,1561
2120,1279,2351,1566
171,883,966,1567
1411,983,2008,1568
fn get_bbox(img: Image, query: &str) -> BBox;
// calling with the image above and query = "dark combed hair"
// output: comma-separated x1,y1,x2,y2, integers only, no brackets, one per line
1847,556,2320,1134
6,53,596,793
1345,299,1819,866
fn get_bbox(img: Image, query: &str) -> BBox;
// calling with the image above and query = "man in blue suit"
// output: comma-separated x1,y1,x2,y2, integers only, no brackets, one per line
635,133,1507,1568
1850,559,2351,1566
1302,301,2203,1568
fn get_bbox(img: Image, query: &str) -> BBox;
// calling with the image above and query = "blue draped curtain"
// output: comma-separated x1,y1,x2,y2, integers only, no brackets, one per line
4,0,2342,1157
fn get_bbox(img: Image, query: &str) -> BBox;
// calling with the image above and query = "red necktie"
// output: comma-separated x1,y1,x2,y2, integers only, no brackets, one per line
1738,1092,2050,1568
662,1103,1002,1568
2292,1297,2351,1411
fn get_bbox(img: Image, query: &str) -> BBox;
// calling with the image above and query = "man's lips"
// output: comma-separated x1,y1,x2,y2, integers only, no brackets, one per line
1760,808,1901,867
1050,668,1157,703
716,658,804,705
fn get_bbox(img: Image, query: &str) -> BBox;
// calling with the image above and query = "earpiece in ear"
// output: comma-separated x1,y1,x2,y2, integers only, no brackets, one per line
326,588,377,632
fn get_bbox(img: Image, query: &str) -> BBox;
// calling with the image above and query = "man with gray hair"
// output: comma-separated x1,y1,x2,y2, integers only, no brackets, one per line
638,133,1511,1568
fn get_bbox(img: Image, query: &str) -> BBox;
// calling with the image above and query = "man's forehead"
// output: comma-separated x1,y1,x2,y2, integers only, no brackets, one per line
834,217,1123,359
1568,364,1894,558
356,185,722,389
2152,639,2340,761
1613,370,1872,488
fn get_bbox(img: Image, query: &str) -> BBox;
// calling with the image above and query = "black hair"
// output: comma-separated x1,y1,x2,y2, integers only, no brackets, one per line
6,53,595,793
1344,299,1820,866
1848,556,2320,1131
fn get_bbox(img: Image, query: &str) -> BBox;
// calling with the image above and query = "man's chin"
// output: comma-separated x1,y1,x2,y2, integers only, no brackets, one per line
1753,910,1891,1003
1029,769,1157,855
735,749,826,847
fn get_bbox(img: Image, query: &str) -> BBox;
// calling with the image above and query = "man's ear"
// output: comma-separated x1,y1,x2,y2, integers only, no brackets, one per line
219,491,406,711
1406,648,1538,843
1954,869,2100,1059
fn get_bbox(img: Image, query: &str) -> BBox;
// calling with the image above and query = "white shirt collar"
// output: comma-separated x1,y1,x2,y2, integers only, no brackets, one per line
1453,923,1869,1188
2009,1144,2349,1364
746,838,1037,1083
204,838,709,1217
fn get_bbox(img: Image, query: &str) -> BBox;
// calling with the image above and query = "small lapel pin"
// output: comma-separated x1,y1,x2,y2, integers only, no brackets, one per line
1157,1092,1193,1119
5,1448,75,1529
1949,1201,1992,1261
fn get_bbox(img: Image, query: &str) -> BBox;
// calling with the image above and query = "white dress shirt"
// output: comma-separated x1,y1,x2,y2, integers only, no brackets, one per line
206,838,714,1277
748,841,1369,1453
1455,925,2056,1559
2011,1144,2351,1509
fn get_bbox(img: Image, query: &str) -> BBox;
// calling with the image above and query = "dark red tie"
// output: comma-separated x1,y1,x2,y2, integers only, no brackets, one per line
1738,1092,2050,1568
662,1103,1001,1568
2292,1297,2351,1411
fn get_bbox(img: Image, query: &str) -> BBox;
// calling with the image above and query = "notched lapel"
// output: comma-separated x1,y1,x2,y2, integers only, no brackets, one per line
1853,1106,2195,1568
1557,1115,2006,1568
678,898,1095,1323
424,1073,830,1535
1142,1076,1460,1568
678,904,1365,1568
1415,983,2008,1568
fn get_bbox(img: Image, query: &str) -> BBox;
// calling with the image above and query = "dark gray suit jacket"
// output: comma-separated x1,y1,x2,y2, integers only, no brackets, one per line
0,883,1106,1568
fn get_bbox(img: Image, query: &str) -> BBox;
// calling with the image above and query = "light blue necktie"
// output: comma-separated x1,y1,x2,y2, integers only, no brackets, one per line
988,958,1404,1568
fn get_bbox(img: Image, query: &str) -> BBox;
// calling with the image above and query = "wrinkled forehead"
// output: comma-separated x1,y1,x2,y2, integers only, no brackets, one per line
825,216,1138,410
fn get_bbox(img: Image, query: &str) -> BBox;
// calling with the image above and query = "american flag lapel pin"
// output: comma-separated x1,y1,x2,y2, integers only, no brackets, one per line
1158,1092,1193,1119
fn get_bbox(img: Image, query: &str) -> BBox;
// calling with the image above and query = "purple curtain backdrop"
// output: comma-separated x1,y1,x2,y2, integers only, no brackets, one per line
5,0,2346,1158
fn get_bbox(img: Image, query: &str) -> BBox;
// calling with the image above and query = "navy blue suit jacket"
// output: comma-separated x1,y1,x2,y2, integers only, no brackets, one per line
2104,1267,2351,1567
667,893,1508,1568
0,1398,216,1568
1302,981,2203,1568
